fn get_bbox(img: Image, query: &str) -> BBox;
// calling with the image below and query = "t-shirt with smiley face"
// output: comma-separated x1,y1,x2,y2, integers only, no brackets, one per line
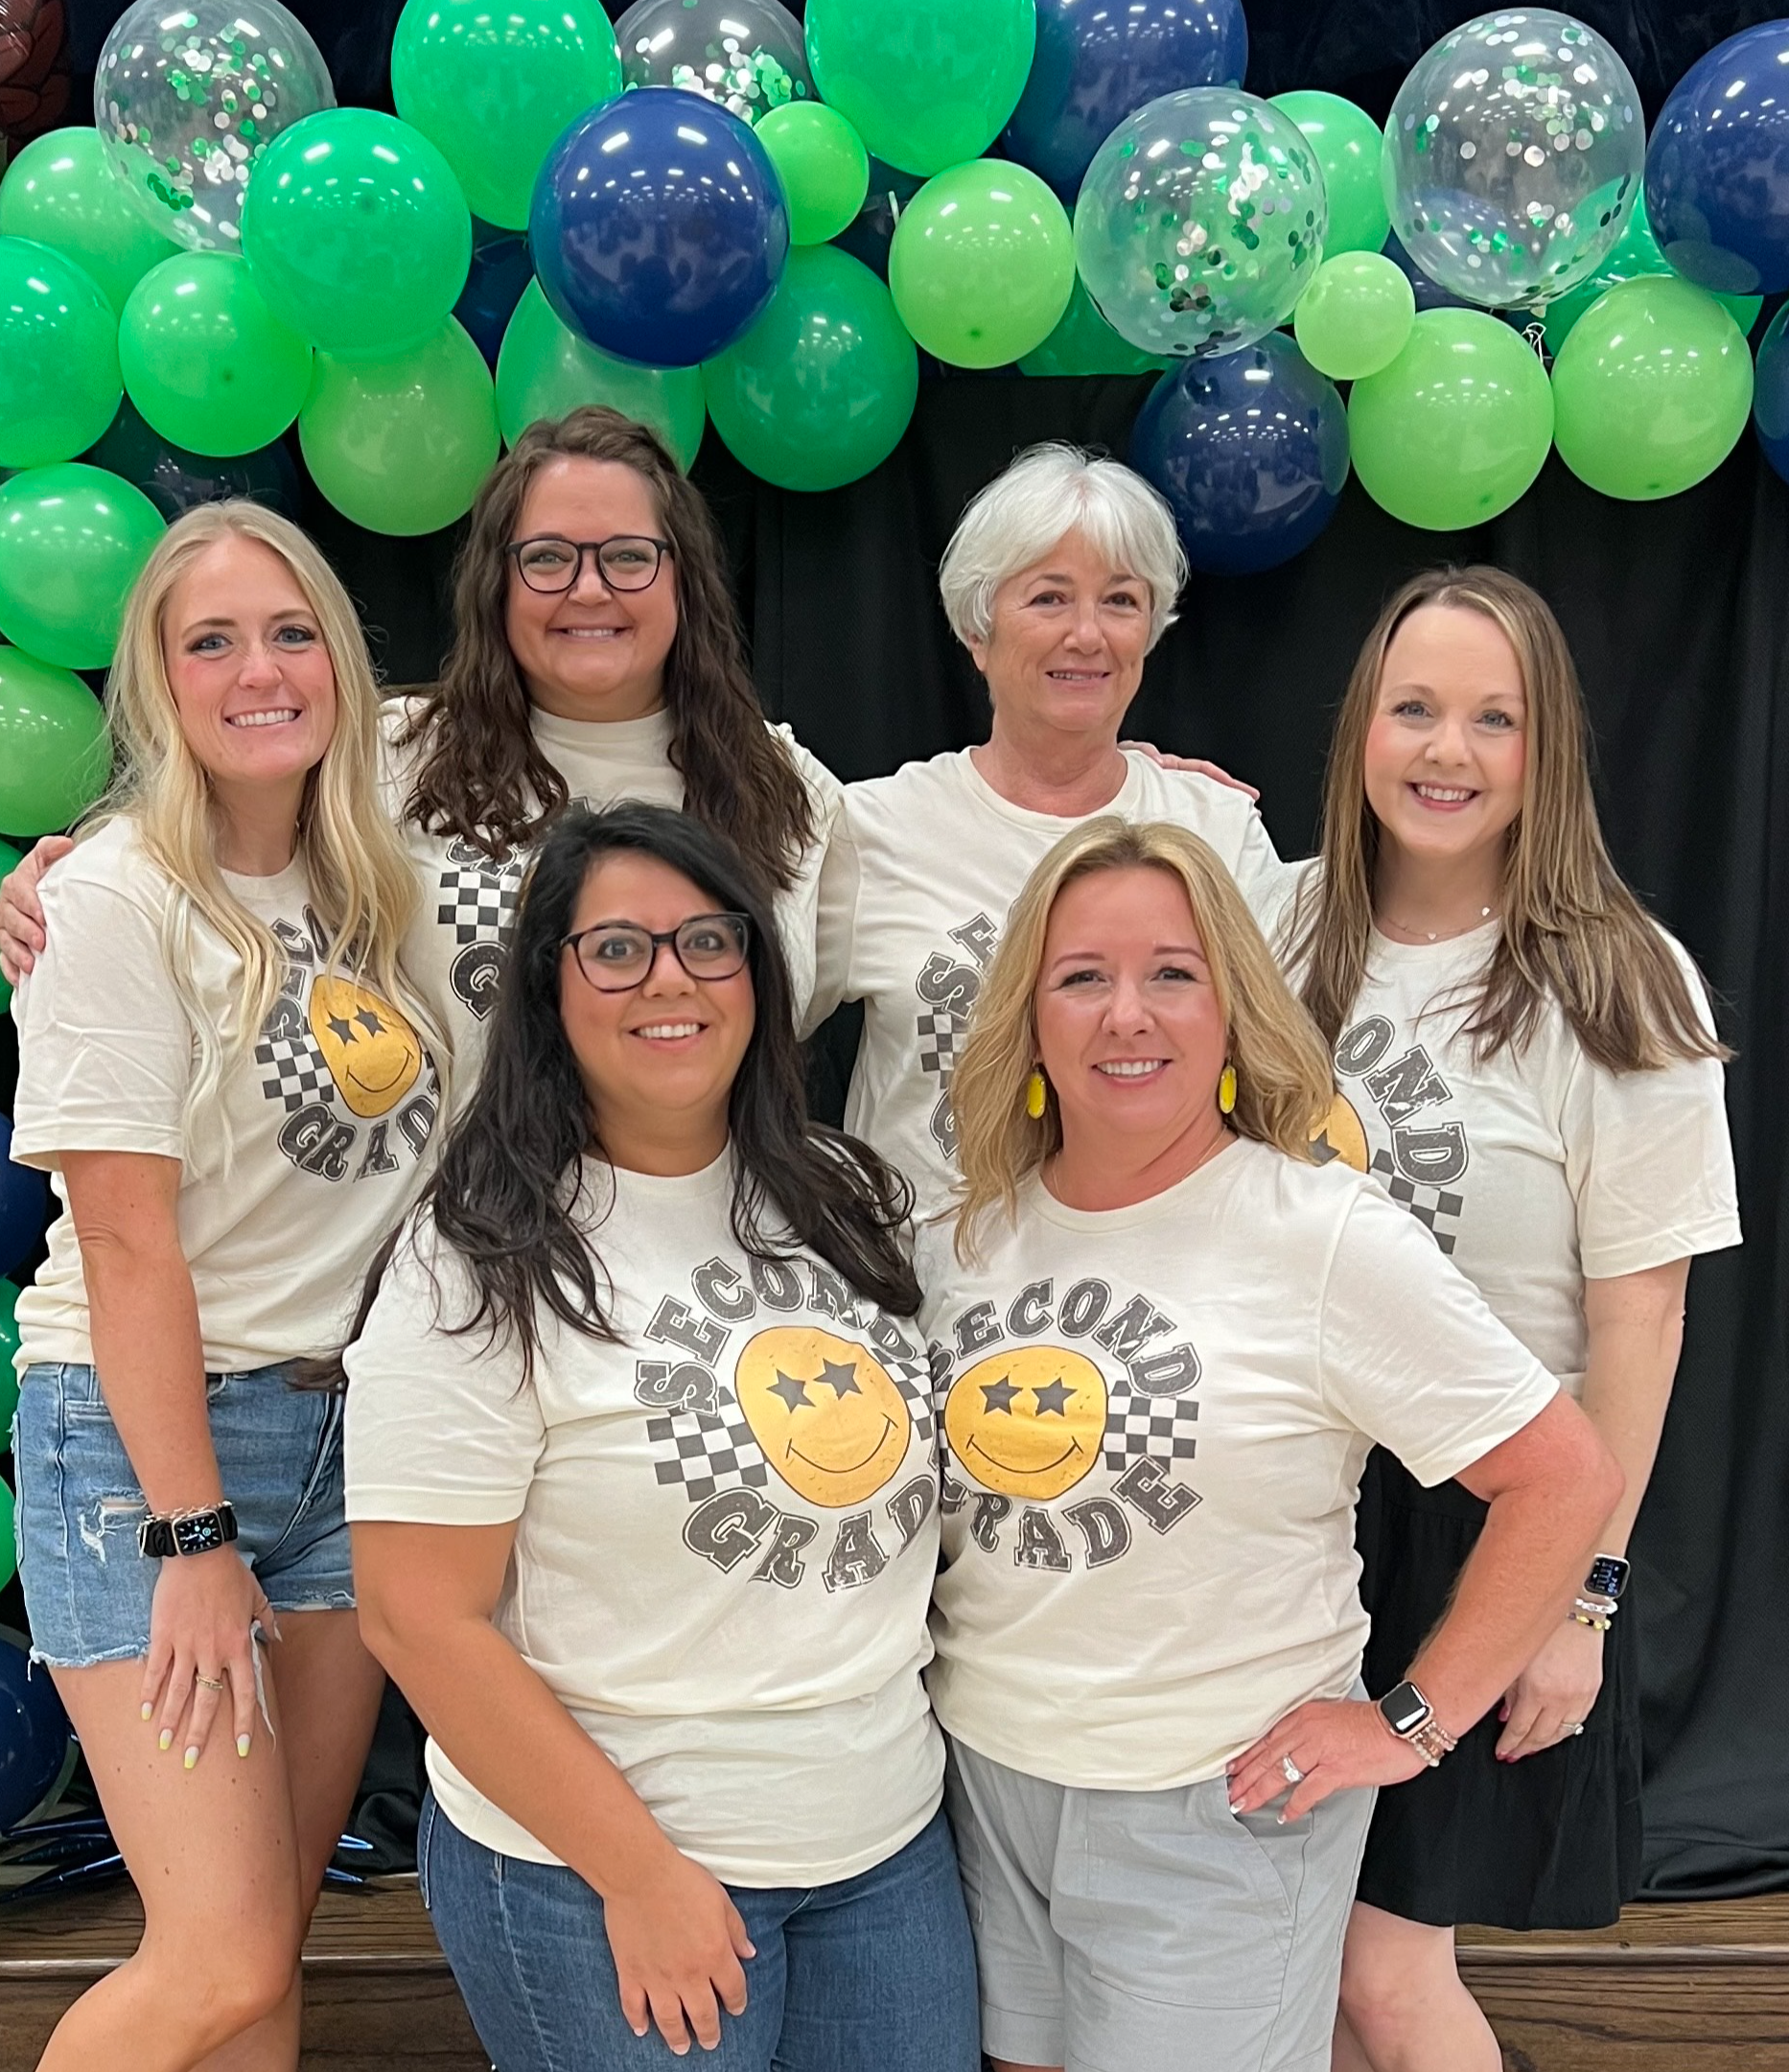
914,1137,1557,1792
343,1148,942,1887
12,818,443,1375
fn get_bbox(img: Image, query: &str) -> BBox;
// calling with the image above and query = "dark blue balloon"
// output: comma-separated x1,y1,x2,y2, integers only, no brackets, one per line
0,1118,49,1279
1754,303,1789,486
1646,21,1789,296
1003,0,1247,201
85,401,300,524
456,223,534,368
1129,333,1349,577
0,1631,74,1834
529,86,789,368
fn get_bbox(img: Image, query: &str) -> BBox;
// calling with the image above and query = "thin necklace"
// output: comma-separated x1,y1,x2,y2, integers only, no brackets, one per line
1379,904,1496,944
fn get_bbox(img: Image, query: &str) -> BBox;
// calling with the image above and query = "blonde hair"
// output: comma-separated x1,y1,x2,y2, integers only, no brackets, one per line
89,501,444,1156
951,818,1336,1259
1285,566,1726,1073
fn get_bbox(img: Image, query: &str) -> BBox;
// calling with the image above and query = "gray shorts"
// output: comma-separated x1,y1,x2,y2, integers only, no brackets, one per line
945,1736,1375,2072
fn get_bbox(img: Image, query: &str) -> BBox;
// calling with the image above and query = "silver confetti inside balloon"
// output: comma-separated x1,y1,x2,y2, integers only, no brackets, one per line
614,0,811,126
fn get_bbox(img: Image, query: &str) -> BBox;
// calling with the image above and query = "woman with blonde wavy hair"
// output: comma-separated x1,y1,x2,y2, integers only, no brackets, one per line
10,501,446,2071
920,816,1621,2072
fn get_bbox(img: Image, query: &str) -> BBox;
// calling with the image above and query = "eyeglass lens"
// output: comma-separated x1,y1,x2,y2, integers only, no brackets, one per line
514,537,663,593
574,915,750,990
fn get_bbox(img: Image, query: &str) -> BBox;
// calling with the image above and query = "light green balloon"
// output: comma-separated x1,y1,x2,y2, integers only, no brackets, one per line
0,465,165,671
0,1475,13,1589
890,158,1072,368
0,646,113,834
804,0,1037,177
0,238,121,470
1020,277,1172,377
1349,309,1553,531
0,127,179,314
497,281,706,469
0,846,20,1011
119,253,312,459
301,319,500,537
0,1278,20,1427
704,244,918,491
1551,276,1754,501
1542,194,1761,357
755,103,870,246
240,108,473,357
390,0,622,232
1294,251,1415,381
1270,91,1388,258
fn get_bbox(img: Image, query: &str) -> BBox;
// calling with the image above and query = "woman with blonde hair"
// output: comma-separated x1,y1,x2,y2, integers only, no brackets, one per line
1274,569,1740,2072
9,501,446,2070
922,816,1622,2072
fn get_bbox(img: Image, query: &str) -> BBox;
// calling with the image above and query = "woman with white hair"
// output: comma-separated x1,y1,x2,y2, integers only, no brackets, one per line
808,442,1286,1209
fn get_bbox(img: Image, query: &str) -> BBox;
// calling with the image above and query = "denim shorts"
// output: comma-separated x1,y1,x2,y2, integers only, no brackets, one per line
12,1360,356,1669
418,1794,981,2072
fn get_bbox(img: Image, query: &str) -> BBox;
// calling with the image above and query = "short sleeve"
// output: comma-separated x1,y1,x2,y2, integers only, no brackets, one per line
1557,947,1741,1279
342,1221,546,1525
803,799,866,1036
11,867,191,1170
1226,805,1302,934
1317,1184,1558,1487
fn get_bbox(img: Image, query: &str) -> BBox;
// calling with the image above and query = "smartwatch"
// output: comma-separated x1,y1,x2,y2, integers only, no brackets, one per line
1375,1680,1458,1767
1585,1553,1630,1602
138,1502,239,1560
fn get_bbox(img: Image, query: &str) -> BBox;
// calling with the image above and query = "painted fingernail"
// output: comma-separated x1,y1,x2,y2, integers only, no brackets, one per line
237,1734,251,1758
184,1746,199,1770
141,1702,153,1721
158,1729,173,1752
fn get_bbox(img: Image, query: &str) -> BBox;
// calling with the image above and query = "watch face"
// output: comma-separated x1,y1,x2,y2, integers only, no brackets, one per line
1586,1555,1629,1599
1379,1682,1430,1735
174,1512,225,1556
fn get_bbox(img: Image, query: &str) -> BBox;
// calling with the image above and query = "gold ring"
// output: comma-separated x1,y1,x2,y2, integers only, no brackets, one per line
195,1674,225,1692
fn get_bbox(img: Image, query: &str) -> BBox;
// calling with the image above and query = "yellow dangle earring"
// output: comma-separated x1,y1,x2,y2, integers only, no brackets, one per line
1218,1062,1238,1116
1025,1068,1048,1120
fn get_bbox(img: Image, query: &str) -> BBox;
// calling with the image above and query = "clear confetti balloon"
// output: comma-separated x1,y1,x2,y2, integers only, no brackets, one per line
615,0,811,125
1074,87,1327,360
1382,10,1641,311
95,0,336,252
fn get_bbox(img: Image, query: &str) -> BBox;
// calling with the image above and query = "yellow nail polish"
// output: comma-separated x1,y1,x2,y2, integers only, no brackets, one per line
141,1702,153,1721
184,1746,198,1771
237,1734,251,1758
158,1729,173,1752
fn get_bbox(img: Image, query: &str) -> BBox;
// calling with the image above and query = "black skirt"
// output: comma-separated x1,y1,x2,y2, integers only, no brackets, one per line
1354,1446,1643,1931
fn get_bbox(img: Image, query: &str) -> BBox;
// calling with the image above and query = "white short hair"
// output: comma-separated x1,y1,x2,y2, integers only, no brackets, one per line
938,442,1188,653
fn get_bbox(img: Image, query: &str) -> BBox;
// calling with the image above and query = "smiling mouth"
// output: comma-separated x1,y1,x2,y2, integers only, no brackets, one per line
967,1432,1083,1477
788,1416,896,1476
632,1022,704,1041
1096,1059,1167,1079
226,709,300,728
1410,782,1477,805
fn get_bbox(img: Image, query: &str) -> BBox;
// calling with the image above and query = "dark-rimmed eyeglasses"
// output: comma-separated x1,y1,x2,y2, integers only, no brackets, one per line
506,534,672,594
563,914,753,992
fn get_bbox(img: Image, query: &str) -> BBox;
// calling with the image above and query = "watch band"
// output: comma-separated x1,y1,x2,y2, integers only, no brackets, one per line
1376,1680,1459,1768
138,1502,239,1560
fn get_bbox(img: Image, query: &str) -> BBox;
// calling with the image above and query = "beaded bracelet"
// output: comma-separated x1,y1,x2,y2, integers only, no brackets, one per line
1569,1595,1616,1631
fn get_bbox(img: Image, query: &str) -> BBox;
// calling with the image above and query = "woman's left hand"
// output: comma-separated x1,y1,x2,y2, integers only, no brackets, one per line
1227,1698,1429,1821
1495,1618,1605,1762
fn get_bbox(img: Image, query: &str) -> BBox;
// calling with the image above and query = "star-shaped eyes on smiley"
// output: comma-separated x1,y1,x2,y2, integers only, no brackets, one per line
767,1359,863,1412
324,1006,388,1046
980,1374,1078,1416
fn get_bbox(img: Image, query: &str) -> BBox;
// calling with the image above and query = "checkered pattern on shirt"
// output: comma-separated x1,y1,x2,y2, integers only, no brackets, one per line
648,1396,770,1503
255,1024,332,1113
436,858,521,947
916,1009,963,1084
1370,1148,1462,1255
1101,1385,1202,1474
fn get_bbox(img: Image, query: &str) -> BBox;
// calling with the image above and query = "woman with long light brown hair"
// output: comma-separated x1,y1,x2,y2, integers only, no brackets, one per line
1276,568,1741,2072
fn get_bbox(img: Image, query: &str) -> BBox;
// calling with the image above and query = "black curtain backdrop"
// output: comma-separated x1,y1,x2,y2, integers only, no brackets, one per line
32,0,1788,1897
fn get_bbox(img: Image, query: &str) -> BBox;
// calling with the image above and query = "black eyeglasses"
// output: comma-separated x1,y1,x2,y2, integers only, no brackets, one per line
506,534,672,594
563,913,753,992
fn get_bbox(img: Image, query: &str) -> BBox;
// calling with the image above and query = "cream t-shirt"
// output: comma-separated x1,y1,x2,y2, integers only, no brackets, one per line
343,1149,942,1887
381,700,841,1067
1273,867,1741,1390
807,748,1289,1210
12,819,442,1375
915,1138,1558,1792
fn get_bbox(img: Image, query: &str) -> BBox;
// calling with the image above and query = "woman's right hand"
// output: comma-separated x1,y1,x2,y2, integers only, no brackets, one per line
0,835,71,984
602,1844,755,2055
140,1544,271,1768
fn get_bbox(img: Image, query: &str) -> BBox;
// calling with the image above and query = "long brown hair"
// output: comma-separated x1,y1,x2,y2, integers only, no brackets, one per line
397,407,814,889
1285,566,1725,1073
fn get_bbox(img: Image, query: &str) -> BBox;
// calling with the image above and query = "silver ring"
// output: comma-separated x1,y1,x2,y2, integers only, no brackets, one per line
1281,1755,1304,1785
1565,1722,1585,1736
194,1673,224,1692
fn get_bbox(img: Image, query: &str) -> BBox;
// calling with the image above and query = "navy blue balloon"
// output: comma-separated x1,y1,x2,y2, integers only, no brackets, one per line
1382,229,1473,314
529,86,790,368
86,401,300,524
0,1118,49,1279
1129,333,1348,577
456,224,534,369
0,1631,73,1834
1646,20,1789,296
1003,0,1247,201
1754,303,1789,486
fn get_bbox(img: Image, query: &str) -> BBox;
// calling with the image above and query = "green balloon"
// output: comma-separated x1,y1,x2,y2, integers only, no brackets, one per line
1270,91,1387,259
0,845,19,1011
1020,277,1171,377
301,319,501,537
241,108,473,357
0,127,179,314
804,0,1037,177
755,103,870,246
0,1278,20,1427
704,244,917,491
1294,251,1415,381
1349,309,1553,531
496,281,705,470
390,0,622,232
0,1475,13,1589
1542,194,1761,357
0,464,166,670
0,646,113,834
1551,276,1753,502
119,253,312,459
0,237,121,470
890,158,1072,369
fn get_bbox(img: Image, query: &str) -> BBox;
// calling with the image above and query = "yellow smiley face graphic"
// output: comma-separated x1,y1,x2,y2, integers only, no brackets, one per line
1312,1091,1369,1174
733,1326,914,1508
308,977,425,1120
944,1345,1107,1502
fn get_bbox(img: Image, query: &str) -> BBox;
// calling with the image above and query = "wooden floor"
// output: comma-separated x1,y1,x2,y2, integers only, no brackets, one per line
0,1878,1784,2068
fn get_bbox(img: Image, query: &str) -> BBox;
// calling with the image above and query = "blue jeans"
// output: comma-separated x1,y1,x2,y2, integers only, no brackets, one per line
419,1795,980,2071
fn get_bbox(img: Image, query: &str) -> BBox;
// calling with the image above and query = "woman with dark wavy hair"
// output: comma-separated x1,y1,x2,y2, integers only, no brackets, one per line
337,803,977,2072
